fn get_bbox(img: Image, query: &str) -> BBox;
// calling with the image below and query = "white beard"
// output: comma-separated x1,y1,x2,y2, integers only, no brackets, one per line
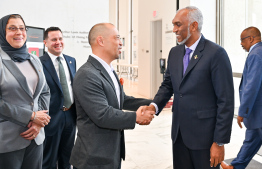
177,28,191,45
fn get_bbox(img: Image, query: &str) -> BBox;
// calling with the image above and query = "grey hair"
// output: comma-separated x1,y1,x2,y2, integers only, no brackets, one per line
178,6,203,32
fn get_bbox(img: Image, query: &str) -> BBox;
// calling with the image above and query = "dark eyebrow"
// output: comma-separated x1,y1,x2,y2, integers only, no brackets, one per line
8,25,25,27
173,21,182,25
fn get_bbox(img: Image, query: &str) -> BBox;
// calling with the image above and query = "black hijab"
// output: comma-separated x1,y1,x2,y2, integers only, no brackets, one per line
0,14,30,62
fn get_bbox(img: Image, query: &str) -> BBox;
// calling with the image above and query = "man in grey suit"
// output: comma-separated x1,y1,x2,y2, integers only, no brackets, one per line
70,23,155,169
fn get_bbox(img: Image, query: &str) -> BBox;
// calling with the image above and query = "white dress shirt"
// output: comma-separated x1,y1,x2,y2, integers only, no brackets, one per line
91,53,121,108
48,52,74,103
186,35,201,60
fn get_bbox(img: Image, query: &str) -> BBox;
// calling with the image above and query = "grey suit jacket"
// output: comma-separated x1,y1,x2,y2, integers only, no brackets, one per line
0,48,50,153
70,56,151,169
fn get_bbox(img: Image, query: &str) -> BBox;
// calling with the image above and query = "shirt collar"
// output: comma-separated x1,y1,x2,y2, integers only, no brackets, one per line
249,43,259,52
185,35,202,51
91,53,114,73
47,51,64,62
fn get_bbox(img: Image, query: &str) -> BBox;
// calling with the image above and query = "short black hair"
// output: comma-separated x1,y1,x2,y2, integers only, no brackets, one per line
44,27,62,39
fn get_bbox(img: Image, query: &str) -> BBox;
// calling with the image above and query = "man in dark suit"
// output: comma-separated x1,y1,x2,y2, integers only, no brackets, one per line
221,27,262,169
40,27,77,169
142,6,234,168
70,23,155,169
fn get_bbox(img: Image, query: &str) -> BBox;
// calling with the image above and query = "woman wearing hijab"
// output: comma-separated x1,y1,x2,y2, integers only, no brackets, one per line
0,14,51,169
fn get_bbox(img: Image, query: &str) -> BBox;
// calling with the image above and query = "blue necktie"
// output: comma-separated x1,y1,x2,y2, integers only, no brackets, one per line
183,48,192,74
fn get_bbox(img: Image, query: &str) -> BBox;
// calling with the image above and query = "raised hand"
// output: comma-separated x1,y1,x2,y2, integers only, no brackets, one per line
136,106,155,125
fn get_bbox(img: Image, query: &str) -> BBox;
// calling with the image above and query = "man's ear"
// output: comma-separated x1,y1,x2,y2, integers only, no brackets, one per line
250,36,255,43
97,36,104,46
43,40,46,46
191,21,198,32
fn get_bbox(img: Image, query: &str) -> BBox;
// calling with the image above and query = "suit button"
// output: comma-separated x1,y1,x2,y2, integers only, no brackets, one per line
31,102,34,106
180,94,183,98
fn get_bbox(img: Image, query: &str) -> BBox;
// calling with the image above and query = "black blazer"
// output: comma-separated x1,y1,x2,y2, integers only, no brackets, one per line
40,53,77,136
153,36,234,150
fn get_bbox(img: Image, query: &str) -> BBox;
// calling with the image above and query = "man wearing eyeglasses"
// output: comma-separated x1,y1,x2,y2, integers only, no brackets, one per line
221,27,262,169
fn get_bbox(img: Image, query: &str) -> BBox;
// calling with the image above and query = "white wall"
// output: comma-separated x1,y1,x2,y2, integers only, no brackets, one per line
109,0,118,27
118,0,130,64
190,0,216,43
135,0,217,98
0,0,109,68
137,0,177,98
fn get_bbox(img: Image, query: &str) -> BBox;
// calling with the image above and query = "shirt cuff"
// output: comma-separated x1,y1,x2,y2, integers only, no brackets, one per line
150,103,159,115
215,142,224,146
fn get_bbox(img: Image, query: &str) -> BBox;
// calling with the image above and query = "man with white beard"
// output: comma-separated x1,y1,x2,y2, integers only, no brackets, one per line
140,6,234,169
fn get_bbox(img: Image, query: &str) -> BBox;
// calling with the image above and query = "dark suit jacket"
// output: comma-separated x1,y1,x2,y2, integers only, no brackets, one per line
239,42,262,129
40,53,76,136
153,35,234,150
70,56,152,169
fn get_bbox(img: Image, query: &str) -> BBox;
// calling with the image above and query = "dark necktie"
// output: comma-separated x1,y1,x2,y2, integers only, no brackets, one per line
57,56,72,108
183,48,192,74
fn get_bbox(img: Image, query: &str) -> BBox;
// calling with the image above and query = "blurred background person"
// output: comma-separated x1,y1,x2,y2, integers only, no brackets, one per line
221,27,262,169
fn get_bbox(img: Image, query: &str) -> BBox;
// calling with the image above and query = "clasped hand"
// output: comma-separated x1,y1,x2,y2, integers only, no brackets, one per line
32,110,51,127
136,105,156,125
20,110,50,140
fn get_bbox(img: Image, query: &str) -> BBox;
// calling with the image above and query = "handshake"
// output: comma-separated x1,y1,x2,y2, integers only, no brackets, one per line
136,105,156,125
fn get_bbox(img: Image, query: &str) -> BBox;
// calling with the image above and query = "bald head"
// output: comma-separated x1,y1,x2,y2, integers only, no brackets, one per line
88,23,122,64
241,27,261,52
242,27,261,40
88,23,115,46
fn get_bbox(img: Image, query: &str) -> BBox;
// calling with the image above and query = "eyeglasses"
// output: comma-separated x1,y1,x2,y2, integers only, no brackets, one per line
7,27,28,32
240,36,256,42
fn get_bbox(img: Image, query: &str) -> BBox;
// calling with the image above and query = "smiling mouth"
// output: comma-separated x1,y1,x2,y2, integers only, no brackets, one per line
14,37,23,40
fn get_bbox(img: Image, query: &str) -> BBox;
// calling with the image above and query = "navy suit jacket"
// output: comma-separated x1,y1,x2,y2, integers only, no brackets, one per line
153,36,234,150
239,42,262,129
40,53,76,136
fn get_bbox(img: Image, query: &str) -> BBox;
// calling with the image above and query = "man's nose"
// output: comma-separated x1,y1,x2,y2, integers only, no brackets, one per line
173,26,177,33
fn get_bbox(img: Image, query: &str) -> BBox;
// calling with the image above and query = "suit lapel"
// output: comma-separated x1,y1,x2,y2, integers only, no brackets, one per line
113,70,123,108
29,56,44,99
2,59,32,98
88,56,120,107
180,36,205,86
64,55,75,82
177,46,185,82
41,53,62,91
101,69,116,93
